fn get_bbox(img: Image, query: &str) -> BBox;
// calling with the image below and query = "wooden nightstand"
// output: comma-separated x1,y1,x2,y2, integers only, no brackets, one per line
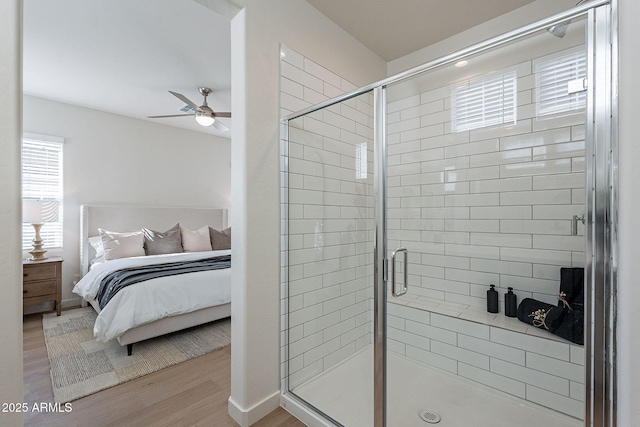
23,257,63,316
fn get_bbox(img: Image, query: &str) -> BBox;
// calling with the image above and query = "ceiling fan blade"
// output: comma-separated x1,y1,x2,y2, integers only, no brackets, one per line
213,112,231,118
147,114,193,118
169,91,202,112
212,120,230,132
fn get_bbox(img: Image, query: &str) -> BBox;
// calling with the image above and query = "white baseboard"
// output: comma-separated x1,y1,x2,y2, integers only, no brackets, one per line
23,297,83,315
228,391,280,426
62,297,82,308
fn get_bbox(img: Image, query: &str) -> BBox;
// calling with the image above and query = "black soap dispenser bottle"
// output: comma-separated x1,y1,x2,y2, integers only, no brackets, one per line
487,284,498,313
505,287,517,317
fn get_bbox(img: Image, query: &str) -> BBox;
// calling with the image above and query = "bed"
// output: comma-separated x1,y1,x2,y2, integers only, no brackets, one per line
73,205,231,355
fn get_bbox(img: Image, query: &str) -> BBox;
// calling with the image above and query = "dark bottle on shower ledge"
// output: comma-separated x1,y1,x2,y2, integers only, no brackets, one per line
505,287,517,317
487,284,499,313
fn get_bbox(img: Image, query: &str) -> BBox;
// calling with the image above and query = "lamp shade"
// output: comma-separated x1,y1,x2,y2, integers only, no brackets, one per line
23,200,60,223
23,200,43,223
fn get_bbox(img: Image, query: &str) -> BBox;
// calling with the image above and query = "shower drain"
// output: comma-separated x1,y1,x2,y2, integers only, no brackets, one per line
419,410,441,424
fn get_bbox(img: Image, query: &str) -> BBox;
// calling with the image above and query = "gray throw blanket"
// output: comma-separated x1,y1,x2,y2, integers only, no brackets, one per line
96,255,231,309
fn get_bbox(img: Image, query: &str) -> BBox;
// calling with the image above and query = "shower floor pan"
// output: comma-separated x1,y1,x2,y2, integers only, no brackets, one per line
293,346,581,427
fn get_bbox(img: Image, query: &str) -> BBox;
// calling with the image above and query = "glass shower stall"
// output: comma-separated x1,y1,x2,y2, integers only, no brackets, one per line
280,1,616,426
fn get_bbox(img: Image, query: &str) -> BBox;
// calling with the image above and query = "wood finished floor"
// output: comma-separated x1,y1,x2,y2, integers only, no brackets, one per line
23,312,306,427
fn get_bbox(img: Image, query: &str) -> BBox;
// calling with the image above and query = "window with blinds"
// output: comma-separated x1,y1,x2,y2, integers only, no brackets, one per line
22,134,64,250
355,142,367,180
452,69,517,133
535,48,587,117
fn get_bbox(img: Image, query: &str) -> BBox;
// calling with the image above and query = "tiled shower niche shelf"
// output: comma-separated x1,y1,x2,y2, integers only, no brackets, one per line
389,291,580,345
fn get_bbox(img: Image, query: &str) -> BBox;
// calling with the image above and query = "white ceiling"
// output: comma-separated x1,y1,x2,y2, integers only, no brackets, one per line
23,0,232,137
23,0,537,137
307,0,537,62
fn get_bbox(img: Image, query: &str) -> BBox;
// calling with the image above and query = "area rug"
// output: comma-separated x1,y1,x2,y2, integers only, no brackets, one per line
42,307,231,403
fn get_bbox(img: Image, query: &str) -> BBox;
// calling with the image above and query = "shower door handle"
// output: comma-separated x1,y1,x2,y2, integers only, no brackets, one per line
391,248,408,297
572,214,585,236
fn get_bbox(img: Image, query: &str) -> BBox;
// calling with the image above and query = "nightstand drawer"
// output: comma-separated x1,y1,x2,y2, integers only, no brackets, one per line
23,280,56,298
23,264,57,282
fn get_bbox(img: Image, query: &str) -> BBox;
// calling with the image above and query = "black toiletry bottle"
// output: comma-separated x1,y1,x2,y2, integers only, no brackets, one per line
487,284,498,313
505,287,517,317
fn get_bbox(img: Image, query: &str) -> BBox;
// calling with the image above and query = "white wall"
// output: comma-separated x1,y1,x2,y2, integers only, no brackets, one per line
0,1,23,426
229,1,386,424
23,95,231,307
616,0,640,424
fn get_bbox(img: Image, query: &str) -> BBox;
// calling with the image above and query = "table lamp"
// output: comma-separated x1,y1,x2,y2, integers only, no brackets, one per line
23,200,59,261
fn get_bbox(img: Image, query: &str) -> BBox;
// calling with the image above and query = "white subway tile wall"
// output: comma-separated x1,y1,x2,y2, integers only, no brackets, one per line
388,301,584,419
280,45,585,420
280,45,375,391
387,49,586,311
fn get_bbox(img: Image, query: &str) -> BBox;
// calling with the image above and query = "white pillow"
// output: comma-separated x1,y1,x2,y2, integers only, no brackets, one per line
99,228,145,261
180,225,212,252
88,235,104,258
90,255,105,268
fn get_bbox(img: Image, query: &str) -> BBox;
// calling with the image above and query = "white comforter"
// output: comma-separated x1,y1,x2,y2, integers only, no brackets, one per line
72,250,231,343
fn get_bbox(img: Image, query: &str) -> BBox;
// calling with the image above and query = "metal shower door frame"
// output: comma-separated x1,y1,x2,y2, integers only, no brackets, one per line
585,4,617,426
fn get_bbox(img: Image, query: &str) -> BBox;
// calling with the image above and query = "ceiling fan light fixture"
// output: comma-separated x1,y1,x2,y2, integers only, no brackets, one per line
150,88,229,131
195,110,215,127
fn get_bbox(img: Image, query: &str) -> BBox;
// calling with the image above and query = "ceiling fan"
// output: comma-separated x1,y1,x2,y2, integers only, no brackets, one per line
148,87,231,131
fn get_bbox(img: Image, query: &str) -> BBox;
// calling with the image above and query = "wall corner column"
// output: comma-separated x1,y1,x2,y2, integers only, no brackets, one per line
228,4,282,426
0,0,24,425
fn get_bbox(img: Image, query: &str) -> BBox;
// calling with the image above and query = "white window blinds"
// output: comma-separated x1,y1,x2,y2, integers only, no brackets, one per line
535,49,587,117
355,142,367,180
452,69,517,132
22,134,64,250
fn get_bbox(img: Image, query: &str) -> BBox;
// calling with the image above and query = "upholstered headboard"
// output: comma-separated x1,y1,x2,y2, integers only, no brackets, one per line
80,205,228,275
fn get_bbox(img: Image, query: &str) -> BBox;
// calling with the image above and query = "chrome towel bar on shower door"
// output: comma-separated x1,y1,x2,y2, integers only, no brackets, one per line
391,248,408,297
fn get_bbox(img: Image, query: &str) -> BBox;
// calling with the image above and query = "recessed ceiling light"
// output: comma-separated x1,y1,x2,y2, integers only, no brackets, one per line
455,60,469,67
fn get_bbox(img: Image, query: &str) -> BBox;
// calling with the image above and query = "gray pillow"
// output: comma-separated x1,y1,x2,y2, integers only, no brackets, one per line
143,223,183,255
209,226,231,250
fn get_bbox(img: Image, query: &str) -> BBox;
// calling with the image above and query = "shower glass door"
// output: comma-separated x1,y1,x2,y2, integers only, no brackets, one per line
282,3,613,427
384,17,589,427
284,91,376,425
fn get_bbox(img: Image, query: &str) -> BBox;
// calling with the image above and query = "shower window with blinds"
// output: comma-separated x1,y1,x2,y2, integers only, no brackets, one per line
535,48,587,117
355,142,368,180
21,133,64,250
451,68,517,132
